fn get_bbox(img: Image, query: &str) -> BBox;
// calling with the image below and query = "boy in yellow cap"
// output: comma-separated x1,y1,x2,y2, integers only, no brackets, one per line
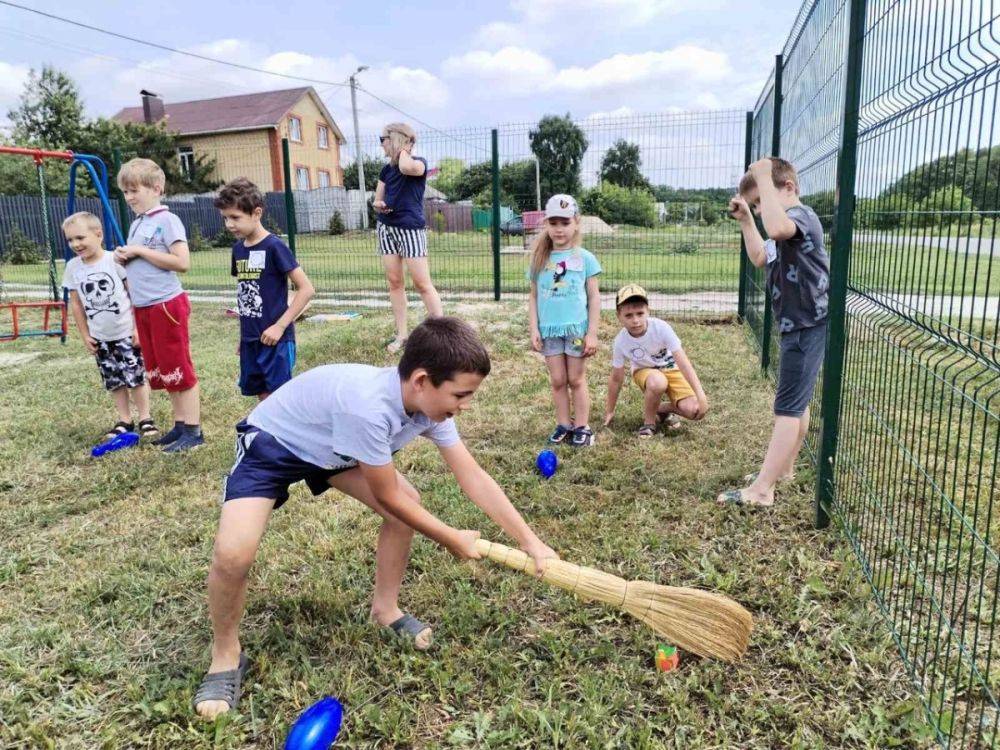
603,284,708,437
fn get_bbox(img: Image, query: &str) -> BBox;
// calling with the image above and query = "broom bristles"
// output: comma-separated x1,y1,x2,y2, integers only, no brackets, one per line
475,540,753,662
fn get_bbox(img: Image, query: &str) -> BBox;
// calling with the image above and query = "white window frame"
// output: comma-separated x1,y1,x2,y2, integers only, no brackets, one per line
317,124,329,149
178,146,195,179
289,116,303,142
295,166,310,190
317,169,331,188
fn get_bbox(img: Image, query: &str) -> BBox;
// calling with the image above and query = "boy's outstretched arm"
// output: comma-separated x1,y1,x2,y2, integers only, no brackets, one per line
673,348,709,418
749,158,798,241
439,441,557,575
359,461,482,559
604,365,627,426
260,267,315,345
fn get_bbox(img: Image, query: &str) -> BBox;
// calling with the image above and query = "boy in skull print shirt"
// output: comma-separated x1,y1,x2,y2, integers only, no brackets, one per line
217,178,314,400
62,211,159,442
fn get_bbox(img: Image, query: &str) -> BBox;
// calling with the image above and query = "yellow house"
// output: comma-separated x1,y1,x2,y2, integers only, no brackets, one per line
113,87,346,192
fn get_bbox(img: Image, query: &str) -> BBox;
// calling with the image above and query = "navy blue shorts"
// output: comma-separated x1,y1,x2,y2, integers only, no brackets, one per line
774,321,827,418
239,339,296,397
222,421,355,509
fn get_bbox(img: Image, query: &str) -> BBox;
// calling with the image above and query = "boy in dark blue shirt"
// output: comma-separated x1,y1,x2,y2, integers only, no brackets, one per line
215,178,315,399
721,157,830,507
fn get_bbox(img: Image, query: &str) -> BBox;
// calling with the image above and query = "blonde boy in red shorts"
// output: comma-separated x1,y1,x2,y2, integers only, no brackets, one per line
114,158,202,452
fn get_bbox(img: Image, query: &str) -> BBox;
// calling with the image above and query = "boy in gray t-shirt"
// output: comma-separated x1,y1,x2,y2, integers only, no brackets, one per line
114,158,202,453
722,157,830,508
193,317,558,719
61,212,158,441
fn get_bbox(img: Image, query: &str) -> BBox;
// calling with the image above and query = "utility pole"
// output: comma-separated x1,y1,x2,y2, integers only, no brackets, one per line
349,65,369,229
533,155,541,211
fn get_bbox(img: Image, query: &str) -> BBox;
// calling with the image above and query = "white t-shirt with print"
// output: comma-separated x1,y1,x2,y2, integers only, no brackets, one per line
611,317,682,372
61,250,134,342
247,364,461,469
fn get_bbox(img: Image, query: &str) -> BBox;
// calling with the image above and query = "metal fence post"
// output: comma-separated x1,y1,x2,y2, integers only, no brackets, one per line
760,54,783,374
111,148,129,234
281,137,297,258
737,110,753,322
491,128,501,302
815,0,867,530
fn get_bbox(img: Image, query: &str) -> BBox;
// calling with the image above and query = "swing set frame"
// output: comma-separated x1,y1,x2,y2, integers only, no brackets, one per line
0,146,125,343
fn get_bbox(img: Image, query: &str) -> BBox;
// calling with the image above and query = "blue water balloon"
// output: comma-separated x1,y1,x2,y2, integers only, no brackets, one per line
536,450,558,478
285,696,343,750
91,431,140,458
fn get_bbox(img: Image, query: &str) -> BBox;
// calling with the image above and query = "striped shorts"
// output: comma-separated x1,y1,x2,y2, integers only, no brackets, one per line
377,223,428,258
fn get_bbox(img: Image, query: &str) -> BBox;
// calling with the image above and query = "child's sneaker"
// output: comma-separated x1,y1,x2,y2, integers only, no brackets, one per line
163,431,205,453
571,425,595,447
547,424,573,444
637,423,656,439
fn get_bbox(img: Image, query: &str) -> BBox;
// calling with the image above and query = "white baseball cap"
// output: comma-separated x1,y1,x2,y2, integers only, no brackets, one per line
544,194,579,218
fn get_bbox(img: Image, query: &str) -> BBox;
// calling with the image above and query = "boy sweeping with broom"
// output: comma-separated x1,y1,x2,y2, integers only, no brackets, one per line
194,317,557,718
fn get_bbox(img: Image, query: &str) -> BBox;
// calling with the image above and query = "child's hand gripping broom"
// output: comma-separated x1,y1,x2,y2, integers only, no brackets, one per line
475,539,753,662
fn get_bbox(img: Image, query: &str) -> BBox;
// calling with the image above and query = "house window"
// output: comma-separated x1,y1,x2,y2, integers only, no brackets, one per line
178,146,195,180
317,169,331,188
295,166,311,190
317,124,329,149
289,116,303,142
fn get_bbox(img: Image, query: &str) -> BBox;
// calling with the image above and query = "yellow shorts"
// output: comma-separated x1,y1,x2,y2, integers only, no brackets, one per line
633,367,695,403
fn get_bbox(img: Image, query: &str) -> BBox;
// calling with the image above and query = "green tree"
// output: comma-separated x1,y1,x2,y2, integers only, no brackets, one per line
530,114,588,197
914,185,973,228
580,183,656,227
342,155,384,193
430,157,465,199
500,160,539,212
8,66,84,148
599,140,649,190
452,161,493,201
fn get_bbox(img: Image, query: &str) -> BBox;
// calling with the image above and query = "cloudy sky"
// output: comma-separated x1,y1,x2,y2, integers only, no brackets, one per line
0,0,804,138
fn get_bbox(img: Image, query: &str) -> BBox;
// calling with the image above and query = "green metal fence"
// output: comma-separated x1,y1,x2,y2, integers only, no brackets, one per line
746,0,1000,744
1,111,747,316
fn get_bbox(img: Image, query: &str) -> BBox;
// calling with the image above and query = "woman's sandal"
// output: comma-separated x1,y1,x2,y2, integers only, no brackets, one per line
387,613,433,651
137,419,159,438
193,653,251,716
102,421,134,442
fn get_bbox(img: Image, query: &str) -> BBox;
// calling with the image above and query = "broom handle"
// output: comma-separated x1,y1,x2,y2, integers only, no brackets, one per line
475,539,538,575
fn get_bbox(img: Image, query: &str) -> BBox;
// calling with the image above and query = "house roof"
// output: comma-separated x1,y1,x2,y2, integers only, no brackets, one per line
112,86,346,141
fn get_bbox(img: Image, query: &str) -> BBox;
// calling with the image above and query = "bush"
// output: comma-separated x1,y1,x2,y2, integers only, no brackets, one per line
212,227,237,248
3,226,44,265
580,183,656,227
328,211,345,235
188,224,210,252
432,211,447,233
263,216,283,236
673,241,699,254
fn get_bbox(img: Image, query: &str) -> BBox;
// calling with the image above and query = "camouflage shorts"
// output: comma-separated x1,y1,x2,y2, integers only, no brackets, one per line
95,337,146,391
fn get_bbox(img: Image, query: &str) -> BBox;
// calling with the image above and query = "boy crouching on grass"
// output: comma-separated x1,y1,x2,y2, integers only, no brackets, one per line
62,211,158,441
193,316,557,718
215,178,314,400
603,284,708,438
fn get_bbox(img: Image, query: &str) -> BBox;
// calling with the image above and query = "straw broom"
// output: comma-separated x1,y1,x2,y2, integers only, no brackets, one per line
475,539,753,662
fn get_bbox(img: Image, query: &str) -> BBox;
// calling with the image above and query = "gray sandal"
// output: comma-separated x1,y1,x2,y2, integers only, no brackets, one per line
388,613,433,649
193,652,251,714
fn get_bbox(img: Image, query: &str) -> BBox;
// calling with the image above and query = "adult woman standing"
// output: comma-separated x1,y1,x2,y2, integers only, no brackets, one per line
374,123,443,353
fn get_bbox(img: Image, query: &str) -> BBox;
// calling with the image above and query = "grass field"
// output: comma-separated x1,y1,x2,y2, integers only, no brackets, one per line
3,224,994,302
0,302,937,748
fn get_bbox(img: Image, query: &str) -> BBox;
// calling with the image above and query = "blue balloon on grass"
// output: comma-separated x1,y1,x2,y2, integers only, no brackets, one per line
536,449,558,479
91,431,140,458
285,696,343,750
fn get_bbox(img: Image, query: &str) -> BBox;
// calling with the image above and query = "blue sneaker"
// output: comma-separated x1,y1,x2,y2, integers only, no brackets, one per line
163,431,205,453
547,424,573,444
571,425,595,447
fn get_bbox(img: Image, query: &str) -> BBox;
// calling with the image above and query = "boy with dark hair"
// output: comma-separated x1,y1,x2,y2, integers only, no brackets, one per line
193,316,557,718
721,157,830,507
215,178,315,399
604,284,708,438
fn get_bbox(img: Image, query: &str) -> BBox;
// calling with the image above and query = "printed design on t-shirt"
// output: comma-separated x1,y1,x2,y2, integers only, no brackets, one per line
141,226,165,248
630,344,675,369
814,300,829,320
786,264,798,283
233,255,265,281
82,271,120,319
237,280,264,318
779,317,796,333
816,272,829,293
544,253,584,298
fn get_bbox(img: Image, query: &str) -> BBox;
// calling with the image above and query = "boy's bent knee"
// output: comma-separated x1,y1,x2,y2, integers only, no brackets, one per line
211,544,256,579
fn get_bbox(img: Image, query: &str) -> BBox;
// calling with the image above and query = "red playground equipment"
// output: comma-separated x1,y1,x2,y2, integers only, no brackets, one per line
0,146,124,343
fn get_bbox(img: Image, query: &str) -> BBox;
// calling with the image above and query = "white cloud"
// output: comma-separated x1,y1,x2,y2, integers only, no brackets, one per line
444,44,730,98
471,21,523,49
0,61,31,126
585,106,637,120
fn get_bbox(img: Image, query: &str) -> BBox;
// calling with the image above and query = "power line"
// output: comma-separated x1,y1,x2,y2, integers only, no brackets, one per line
356,85,489,154
0,0,349,89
